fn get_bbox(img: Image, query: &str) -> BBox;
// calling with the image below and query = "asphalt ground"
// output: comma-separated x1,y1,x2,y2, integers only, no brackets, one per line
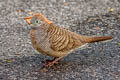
0,0,120,80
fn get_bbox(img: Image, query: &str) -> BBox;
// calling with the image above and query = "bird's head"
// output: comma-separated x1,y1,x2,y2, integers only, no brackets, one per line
24,13,52,27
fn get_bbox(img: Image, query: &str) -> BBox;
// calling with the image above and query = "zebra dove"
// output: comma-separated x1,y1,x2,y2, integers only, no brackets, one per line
24,13,112,67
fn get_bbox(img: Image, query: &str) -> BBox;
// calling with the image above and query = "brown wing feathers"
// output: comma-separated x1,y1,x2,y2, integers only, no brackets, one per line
48,25,70,51
48,24,112,52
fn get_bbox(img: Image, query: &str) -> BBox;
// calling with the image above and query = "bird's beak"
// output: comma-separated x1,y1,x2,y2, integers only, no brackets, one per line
24,16,33,25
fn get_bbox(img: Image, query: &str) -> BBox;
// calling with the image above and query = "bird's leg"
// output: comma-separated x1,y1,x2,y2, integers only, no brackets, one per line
43,57,57,64
40,57,62,72
43,57,62,67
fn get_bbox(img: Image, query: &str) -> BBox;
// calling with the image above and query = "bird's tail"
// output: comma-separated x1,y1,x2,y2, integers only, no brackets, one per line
80,36,113,43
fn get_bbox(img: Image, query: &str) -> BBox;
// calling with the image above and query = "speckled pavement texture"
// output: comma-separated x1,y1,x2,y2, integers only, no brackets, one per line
0,0,120,80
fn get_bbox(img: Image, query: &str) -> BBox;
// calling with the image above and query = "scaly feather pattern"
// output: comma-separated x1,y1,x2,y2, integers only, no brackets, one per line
47,23,86,52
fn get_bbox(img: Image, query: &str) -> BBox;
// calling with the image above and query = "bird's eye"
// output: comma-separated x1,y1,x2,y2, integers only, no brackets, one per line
35,20,39,23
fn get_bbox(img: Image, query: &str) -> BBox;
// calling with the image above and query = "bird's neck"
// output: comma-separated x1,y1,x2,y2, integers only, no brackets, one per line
31,27,39,30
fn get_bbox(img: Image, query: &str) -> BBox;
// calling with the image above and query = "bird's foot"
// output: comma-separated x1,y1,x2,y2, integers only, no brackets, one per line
43,58,58,68
42,57,62,68
40,58,59,72
40,57,63,72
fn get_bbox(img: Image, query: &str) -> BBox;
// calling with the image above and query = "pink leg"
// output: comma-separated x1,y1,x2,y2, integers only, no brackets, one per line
44,57,63,67
40,57,64,72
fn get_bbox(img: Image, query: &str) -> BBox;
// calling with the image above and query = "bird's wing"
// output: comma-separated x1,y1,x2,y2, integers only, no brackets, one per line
48,24,85,52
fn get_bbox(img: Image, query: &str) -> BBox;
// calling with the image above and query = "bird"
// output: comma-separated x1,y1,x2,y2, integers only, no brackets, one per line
24,13,112,67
